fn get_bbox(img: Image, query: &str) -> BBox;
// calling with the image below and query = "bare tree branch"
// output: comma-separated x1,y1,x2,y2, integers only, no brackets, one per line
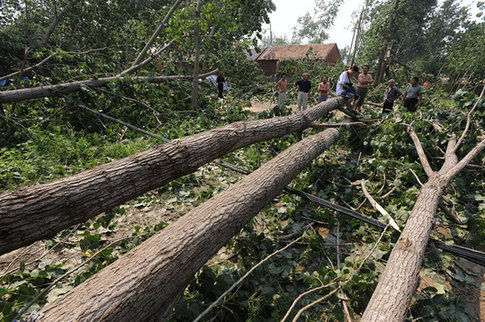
445,138,485,180
291,288,339,322
361,180,401,232
0,69,218,103
281,278,338,322
117,40,174,77
310,121,366,129
407,125,434,177
132,0,183,66
78,104,170,143
194,236,304,322
453,84,485,153
41,0,81,47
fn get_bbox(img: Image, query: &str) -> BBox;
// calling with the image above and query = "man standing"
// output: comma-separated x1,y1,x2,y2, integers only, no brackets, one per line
275,73,288,107
295,73,312,112
317,76,331,103
355,65,373,113
382,79,402,114
336,65,360,111
216,71,225,99
401,77,424,112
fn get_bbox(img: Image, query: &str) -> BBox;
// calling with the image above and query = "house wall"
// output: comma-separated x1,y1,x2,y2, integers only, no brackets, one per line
326,46,341,65
257,60,278,75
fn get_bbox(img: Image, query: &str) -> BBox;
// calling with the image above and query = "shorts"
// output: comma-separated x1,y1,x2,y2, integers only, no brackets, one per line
318,95,328,103
355,87,368,106
340,88,359,100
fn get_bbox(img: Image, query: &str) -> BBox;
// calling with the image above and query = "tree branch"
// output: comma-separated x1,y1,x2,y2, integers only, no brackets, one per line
117,40,174,77
291,288,339,322
407,125,434,177
281,278,338,322
132,0,183,66
310,121,366,129
41,0,80,47
193,237,304,322
0,69,219,103
445,138,485,180
453,84,485,153
361,180,401,232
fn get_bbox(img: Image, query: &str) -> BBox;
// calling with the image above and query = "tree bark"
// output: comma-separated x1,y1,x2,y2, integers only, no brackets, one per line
38,128,341,321
0,98,344,255
362,133,485,321
0,70,218,103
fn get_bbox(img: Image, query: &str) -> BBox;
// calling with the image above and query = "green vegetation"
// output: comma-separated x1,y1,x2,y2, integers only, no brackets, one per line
1,0,484,321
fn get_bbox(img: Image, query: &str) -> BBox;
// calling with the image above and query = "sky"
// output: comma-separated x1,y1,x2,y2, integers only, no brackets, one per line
264,0,481,50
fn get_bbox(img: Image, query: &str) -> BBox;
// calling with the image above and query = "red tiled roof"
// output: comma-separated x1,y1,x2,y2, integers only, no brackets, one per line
255,43,338,61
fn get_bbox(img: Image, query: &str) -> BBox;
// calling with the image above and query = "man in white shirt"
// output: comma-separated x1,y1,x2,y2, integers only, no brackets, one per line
336,65,360,112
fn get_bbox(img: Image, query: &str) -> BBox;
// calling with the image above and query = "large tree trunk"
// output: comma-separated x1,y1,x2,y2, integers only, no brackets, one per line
39,128,341,321
0,70,217,103
0,98,344,255
362,132,485,321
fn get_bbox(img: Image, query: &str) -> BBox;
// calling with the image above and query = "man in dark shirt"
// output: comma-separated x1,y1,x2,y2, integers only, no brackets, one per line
216,72,225,99
401,76,424,112
295,73,312,112
382,79,402,114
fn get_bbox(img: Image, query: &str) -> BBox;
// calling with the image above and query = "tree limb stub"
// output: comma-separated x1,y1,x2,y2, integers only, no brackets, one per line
0,98,344,255
0,69,218,104
39,128,342,321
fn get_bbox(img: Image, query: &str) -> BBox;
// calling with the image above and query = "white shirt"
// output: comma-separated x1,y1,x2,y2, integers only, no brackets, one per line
336,71,350,96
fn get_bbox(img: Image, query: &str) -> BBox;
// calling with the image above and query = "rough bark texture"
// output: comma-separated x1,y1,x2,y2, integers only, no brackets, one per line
0,98,344,255
39,128,341,321
362,135,485,321
361,175,445,321
0,70,217,103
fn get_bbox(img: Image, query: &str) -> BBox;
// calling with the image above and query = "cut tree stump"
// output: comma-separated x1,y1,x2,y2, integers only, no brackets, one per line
38,128,342,321
0,97,344,255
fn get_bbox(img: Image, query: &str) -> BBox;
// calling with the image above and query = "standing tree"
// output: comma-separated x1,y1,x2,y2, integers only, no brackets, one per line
291,0,344,44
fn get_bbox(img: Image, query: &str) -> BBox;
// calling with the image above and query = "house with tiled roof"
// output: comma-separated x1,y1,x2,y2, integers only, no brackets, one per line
254,43,341,75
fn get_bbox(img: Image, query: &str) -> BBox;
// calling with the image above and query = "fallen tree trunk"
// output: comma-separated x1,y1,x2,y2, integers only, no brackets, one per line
38,127,341,321
361,132,485,321
0,97,344,255
0,69,218,103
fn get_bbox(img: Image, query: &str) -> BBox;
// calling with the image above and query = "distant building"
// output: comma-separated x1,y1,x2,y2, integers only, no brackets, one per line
254,43,341,75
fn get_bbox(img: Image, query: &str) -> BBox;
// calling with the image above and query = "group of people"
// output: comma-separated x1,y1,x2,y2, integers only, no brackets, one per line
274,65,425,115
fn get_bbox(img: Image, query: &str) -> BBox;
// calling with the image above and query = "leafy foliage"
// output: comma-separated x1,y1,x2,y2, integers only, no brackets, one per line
291,0,344,44
0,1,485,321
